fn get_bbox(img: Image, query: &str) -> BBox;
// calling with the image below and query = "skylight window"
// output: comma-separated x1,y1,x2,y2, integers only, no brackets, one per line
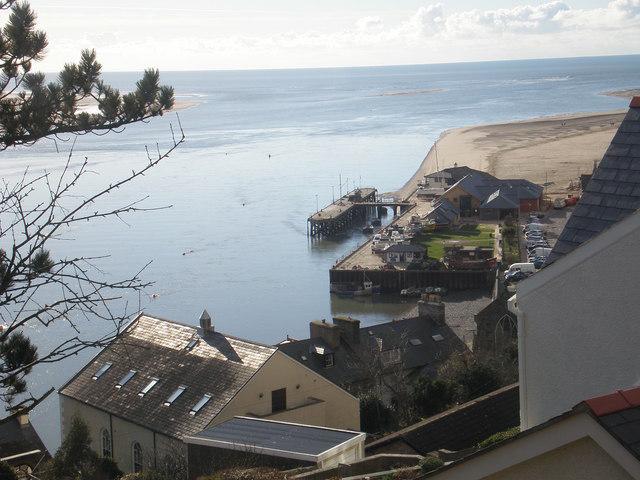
189,394,212,415
138,378,159,397
409,338,423,346
185,338,198,351
92,362,113,380
432,334,445,342
116,370,137,389
164,385,186,406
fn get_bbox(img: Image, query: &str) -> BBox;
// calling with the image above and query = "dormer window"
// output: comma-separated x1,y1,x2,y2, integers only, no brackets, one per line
164,385,186,406
138,378,159,397
92,362,112,380
116,370,136,389
324,353,334,368
189,394,211,415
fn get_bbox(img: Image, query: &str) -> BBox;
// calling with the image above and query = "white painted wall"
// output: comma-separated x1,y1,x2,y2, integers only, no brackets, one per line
60,396,185,474
514,212,640,429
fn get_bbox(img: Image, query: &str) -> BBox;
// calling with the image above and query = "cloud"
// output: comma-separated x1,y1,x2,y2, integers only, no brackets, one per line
39,1,640,71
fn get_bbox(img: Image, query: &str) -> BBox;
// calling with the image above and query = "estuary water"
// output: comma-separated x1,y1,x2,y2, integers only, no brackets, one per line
3,55,639,448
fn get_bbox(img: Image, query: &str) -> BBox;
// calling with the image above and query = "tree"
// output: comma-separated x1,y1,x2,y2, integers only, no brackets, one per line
0,1,182,420
411,377,457,418
41,416,122,480
0,460,17,480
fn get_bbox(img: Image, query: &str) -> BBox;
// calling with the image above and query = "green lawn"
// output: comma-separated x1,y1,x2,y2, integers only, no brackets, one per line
419,224,495,260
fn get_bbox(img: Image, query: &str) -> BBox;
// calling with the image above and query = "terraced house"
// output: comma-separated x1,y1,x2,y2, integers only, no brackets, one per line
58,312,359,474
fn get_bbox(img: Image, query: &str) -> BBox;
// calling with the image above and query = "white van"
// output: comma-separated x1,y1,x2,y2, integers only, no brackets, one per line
505,262,537,276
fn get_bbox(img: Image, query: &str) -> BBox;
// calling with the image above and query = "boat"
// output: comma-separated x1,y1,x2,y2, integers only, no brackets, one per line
371,218,382,227
330,279,381,297
362,224,374,234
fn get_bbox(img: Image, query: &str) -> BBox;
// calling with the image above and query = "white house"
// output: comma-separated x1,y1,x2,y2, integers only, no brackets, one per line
509,210,640,430
384,244,425,263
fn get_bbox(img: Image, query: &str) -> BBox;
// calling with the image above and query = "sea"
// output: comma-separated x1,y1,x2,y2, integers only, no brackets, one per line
3,54,639,449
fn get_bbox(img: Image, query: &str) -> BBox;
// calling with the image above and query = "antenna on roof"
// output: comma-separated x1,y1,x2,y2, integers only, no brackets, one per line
199,309,214,335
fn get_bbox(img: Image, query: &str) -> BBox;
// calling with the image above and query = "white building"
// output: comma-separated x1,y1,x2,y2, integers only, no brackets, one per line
509,210,640,430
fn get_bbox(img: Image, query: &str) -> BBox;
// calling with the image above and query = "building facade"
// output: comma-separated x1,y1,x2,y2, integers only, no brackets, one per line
510,211,640,430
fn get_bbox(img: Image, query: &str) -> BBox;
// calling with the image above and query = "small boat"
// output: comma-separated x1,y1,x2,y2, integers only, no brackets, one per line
362,224,374,234
330,279,381,297
371,218,382,227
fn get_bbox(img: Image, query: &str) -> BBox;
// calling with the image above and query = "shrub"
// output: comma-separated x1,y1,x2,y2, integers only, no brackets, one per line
419,455,444,473
477,427,520,449
360,392,396,433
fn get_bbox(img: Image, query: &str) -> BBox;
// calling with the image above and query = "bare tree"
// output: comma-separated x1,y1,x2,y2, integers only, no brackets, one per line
0,0,182,420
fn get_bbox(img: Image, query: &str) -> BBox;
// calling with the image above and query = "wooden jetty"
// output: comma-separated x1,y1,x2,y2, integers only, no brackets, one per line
307,188,414,237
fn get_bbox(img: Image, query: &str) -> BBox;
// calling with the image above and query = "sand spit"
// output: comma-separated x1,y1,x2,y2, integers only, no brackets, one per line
395,110,625,200
602,89,640,99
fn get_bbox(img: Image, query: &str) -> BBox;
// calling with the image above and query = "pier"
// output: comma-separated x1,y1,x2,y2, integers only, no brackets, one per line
307,188,414,237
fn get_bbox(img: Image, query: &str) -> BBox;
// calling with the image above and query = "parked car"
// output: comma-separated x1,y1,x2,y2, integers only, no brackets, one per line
504,270,532,285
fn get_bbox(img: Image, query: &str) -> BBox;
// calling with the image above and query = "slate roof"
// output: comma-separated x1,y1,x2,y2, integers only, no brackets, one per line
60,314,276,440
187,416,362,458
365,384,519,456
0,418,49,466
441,166,495,185
427,198,460,224
278,316,466,389
385,244,425,254
546,98,640,264
480,189,519,210
584,385,640,460
446,173,542,205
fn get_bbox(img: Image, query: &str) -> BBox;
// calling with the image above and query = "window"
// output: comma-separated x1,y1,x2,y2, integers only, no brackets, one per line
380,348,401,366
409,338,423,346
185,338,198,351
138,378,159,397
271,388,286,413
132,442,143,473
164,385,186,406
432,334,445,342
92,362,112,380
101,429,112,458
324,353,334,368
189,394,212,416
116,370,136,389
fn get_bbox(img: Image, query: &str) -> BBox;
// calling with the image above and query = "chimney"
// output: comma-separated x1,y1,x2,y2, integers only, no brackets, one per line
199,309,214,336
418,295,445,326
17,412,29,427
332,316,360,344
630,96,640,108
309,319,341,349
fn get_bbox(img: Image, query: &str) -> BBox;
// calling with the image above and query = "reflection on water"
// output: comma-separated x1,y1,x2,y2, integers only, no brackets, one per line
330,293,418,325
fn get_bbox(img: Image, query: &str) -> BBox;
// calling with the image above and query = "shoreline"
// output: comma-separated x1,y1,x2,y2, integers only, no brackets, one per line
394,109,626,200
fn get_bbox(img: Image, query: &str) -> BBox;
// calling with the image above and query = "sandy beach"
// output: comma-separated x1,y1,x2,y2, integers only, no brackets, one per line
396,110,626,200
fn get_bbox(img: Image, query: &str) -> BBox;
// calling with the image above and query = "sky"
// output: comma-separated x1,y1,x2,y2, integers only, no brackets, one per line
22,0,640,71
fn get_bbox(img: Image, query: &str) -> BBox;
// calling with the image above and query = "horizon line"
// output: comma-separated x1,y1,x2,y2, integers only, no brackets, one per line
43,52,640,75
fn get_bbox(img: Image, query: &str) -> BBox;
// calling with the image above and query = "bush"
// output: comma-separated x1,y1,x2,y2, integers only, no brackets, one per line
419,455,444,473
411,377,457,418
477,427,520,449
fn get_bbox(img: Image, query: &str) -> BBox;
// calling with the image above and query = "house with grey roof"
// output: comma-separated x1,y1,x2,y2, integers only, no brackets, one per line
546,96,640,265
439,170,542,219
384,243,426,263
59,312,359,475
278,309,466,398
0,414,50,478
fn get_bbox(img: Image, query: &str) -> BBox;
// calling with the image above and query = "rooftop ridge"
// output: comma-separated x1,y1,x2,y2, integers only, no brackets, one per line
584,385,640,417
138,313,276,350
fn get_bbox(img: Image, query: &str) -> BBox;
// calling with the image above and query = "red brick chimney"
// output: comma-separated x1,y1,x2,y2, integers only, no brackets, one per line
630,97,640,108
